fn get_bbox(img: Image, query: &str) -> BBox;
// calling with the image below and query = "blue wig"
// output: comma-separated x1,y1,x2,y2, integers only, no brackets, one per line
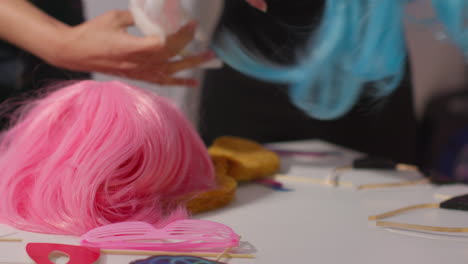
213,0,467,120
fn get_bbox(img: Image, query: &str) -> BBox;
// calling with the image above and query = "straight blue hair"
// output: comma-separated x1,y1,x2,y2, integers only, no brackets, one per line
213,0,406,120
213,0,468,120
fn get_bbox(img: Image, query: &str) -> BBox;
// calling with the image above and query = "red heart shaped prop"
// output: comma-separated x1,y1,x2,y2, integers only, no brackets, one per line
26,243,100,264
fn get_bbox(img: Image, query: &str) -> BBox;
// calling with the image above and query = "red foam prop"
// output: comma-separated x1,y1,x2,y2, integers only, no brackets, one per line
26,243,100,264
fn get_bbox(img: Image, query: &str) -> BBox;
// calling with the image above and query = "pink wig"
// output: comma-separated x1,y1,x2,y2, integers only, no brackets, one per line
0,80,215,235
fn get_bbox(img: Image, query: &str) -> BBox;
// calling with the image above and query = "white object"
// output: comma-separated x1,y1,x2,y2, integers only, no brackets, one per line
129,0,188,42
85,0,224,127
129,0,223,69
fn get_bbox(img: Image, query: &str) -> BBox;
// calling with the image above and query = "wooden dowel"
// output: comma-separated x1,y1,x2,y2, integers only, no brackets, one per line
0,238,22,242
376,221,468,233
368,203,439,220
276,174,429,190
215,247,233,261
396,163,419,172
434,194,452,201
275,174,354,187
328,166,353,186
358,178,430,190
101,249,255,259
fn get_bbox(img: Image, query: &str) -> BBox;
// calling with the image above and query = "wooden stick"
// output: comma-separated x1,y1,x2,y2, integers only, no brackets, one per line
434,194,452,201
396,163,419,172
368,203,439,220
276,174,429,190
376,221,468,233
0,238,22,242
0,261,31,264
328,166,353,186
275,174,354,187
330,161,425,189
215,247,232,261
358,178,430,190
101,249,255,259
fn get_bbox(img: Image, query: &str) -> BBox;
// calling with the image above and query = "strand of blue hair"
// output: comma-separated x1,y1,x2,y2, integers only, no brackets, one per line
212,0,417,120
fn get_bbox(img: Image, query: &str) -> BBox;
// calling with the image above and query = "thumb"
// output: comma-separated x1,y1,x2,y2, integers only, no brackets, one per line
107,10,135,28
123,34,165,53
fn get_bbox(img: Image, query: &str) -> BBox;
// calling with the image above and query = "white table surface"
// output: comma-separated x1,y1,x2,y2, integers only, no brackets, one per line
1,140,468,264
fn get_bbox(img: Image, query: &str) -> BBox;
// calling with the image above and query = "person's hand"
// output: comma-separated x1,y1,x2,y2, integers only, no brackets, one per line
48,10,214,86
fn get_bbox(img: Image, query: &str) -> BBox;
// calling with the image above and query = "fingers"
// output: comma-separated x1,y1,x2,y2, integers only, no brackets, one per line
163,51,216,74
122,35,165,58
92,48,214,87
108,59,204,87
111,20,199,65
77,14,207,87
110,10,135,28
162,21,198,59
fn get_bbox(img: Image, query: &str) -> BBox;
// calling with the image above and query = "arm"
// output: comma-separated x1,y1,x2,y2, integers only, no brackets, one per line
0,0,69,61
0,0,214,86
